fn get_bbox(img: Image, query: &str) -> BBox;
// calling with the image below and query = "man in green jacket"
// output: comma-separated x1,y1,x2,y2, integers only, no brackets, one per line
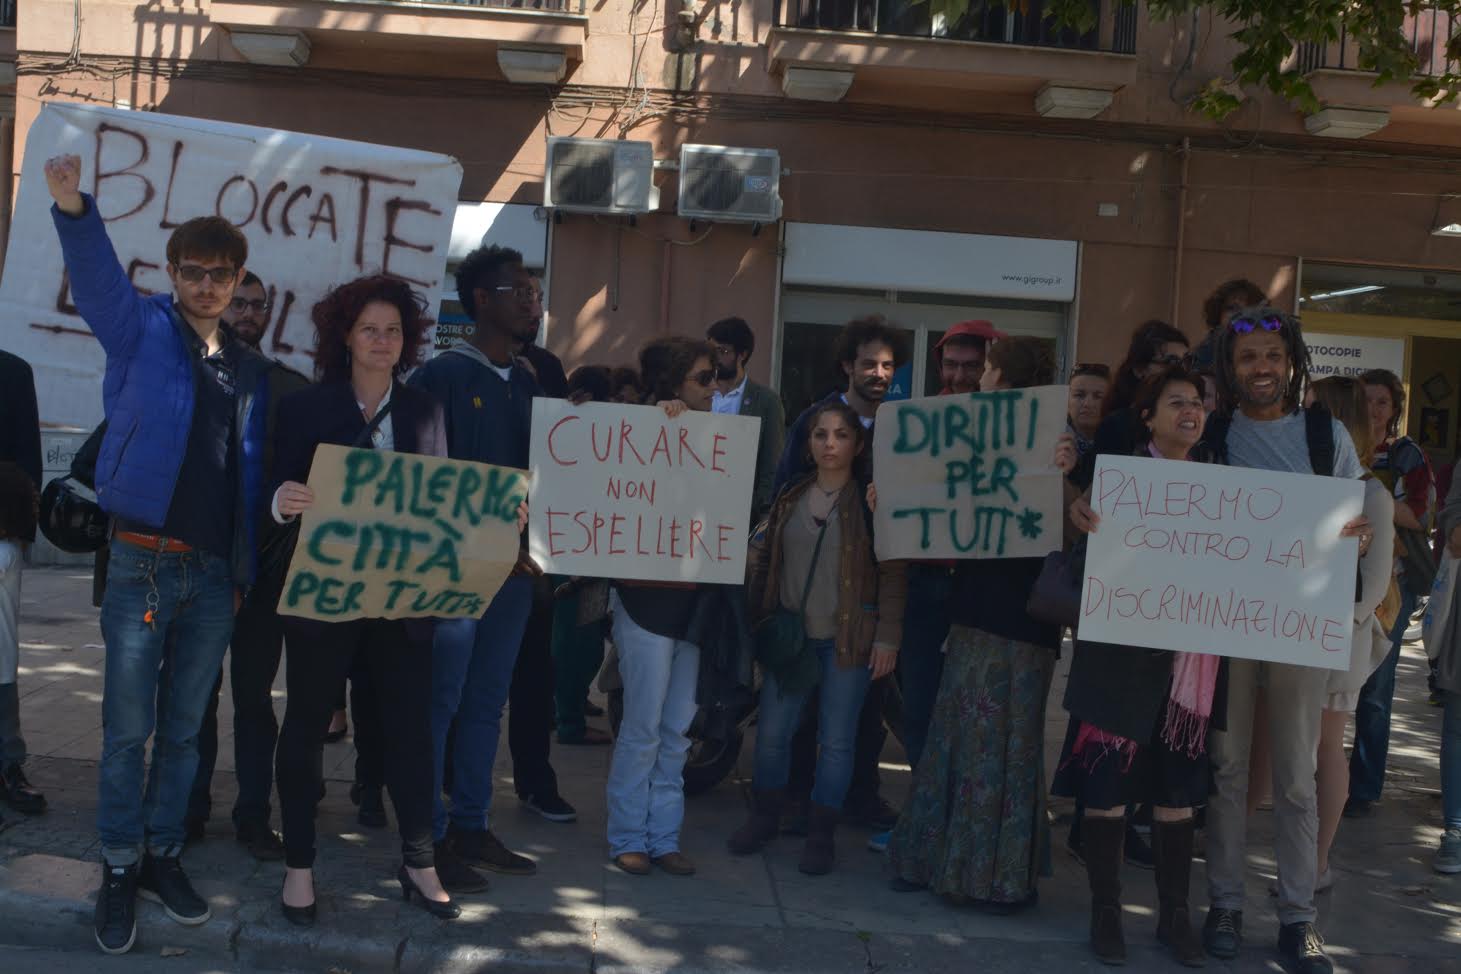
707,317,785,523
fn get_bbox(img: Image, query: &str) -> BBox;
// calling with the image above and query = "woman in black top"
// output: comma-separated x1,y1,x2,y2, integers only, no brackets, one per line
271,276,482,925
604,337,717,877
1071,320,1190,492
887,336,1062,912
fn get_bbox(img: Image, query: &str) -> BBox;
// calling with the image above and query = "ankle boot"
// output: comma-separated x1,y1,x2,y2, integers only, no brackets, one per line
798,803,838,875
1083,816,1127,965
1152,818,1205,968
728,788,785,855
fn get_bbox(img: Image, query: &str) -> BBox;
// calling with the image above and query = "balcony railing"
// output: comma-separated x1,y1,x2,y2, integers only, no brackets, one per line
1298,3,1456,76
775,0,1136,55
2,0,15,29
335,0,585,11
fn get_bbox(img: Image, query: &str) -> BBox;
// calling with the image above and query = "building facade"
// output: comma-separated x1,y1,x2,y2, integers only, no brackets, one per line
7,1,1461,455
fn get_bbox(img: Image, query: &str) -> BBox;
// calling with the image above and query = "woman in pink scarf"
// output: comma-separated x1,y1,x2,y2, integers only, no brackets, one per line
1055,365,1220,968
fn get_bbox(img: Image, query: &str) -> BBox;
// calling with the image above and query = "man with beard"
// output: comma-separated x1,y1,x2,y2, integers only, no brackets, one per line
504,270,585,816
933,319,1003,396
1188,307,1369,974
707,316,784,523
186,270,309,861
222,272,270,350
772,316,907,836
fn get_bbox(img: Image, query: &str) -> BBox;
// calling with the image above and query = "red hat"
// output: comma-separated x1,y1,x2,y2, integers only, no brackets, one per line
935,319,1006,351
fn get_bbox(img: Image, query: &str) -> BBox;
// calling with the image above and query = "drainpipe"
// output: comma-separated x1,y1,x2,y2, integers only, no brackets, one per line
1171,136,1190,327
659,235,673,332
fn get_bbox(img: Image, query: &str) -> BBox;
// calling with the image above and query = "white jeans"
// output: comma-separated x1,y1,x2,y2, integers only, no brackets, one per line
606,591,700,858
1207,657,1328,925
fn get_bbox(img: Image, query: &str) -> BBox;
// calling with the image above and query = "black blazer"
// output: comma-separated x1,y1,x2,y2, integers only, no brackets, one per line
272,379,447,495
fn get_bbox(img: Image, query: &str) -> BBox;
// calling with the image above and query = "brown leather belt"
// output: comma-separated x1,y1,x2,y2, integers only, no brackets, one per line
115,530,193,553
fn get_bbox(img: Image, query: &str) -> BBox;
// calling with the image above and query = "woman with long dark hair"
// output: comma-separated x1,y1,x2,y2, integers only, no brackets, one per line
728,400,905,875
605,337,717,877
270,275,496,924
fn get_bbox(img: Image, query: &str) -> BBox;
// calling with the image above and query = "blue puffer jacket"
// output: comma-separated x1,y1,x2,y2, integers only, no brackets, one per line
52,195,269,586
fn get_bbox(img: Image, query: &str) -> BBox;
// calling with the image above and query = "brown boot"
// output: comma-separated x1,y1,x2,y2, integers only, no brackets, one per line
798,803,838,875
1083,816,1127,965
728,788,784,856
1153,818,1206,968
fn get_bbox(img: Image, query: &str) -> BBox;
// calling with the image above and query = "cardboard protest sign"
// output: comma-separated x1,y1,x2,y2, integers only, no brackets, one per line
278,445,526,622
1079,455,1364,670
871,386,1068,560
527,401,760,584
0,103,463,430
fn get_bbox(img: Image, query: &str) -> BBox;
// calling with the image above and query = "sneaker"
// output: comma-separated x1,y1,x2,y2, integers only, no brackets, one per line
1277,921,1333,974
522,793,578,823
450,827,537,876
866,830,890,853
235,825,285,862
0,763,47,815
1436,828,1461,875
136,852,211,925
434,841,490,893
846,796,899,831
1202,907,1243,960
94,862,138,955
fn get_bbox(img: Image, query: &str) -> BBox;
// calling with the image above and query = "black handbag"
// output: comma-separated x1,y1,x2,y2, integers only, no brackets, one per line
257,399,395,583
1397,526,1437,599
754,512,829,694
1025,538,1087,629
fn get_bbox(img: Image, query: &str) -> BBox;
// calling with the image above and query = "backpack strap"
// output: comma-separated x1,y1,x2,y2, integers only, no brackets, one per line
1304,402,1335,478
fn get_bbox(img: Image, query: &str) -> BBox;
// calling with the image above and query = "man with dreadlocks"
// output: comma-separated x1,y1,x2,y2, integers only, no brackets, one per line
1197,305,1374,974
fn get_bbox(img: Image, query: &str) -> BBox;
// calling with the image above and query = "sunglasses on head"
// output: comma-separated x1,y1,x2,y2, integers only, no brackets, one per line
1229,314,1284,335
1072,362,1111,378
175,263,238,285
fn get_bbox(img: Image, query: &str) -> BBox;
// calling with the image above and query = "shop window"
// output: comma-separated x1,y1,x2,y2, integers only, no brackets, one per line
1300,262,1461,321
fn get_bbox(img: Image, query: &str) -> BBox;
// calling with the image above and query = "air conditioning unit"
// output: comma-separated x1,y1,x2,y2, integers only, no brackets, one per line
677,144,783,224
544,137,657,215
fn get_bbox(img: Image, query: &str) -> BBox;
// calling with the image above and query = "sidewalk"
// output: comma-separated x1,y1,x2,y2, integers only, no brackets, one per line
0,567,1456,972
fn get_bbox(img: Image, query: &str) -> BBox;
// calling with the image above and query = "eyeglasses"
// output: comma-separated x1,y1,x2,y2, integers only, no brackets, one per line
1229,314,1284,335
174,264,238,285
1072,362,1111,379
488,285,538,301
689,369,716,387
229,297,269,314
1152,353,1192,367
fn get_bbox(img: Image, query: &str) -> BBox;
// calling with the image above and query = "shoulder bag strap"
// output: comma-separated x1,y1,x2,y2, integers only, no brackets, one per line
796,510,832,625
351,398,396,450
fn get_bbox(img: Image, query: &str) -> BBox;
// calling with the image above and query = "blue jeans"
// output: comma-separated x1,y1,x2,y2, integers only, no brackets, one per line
755,639,872,809
897,564,953,770
431,575,533,840
98,539,235,864
605,591,700,858
1443,692,1461,831
1350,588,1415,803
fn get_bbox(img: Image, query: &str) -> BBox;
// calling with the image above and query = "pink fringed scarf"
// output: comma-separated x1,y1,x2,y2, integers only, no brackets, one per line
1065,445,1222,768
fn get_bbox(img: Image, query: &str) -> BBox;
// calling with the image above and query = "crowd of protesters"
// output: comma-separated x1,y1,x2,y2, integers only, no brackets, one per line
0,151,1453,974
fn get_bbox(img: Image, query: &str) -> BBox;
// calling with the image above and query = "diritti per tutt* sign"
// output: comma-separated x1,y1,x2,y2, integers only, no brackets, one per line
871,387,1068,561
0,103,463,430
278,446,527,622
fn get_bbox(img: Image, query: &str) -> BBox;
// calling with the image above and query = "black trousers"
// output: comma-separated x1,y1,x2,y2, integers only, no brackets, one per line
277,617,434,869
509,579,559,801
188,570,289,831
788,675,888,810
350,656,386,790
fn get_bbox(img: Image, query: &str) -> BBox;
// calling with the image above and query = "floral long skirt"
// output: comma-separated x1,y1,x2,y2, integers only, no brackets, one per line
888,625,1056,905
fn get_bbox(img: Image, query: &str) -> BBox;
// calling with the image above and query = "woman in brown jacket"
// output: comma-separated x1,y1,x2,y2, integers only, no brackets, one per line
728,400,906,875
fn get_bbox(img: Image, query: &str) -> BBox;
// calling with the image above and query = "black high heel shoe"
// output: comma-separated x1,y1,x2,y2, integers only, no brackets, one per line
398,866,461,920
281,870,317,926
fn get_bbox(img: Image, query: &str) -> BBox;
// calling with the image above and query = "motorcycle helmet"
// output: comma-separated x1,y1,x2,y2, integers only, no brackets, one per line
39,475,109,553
